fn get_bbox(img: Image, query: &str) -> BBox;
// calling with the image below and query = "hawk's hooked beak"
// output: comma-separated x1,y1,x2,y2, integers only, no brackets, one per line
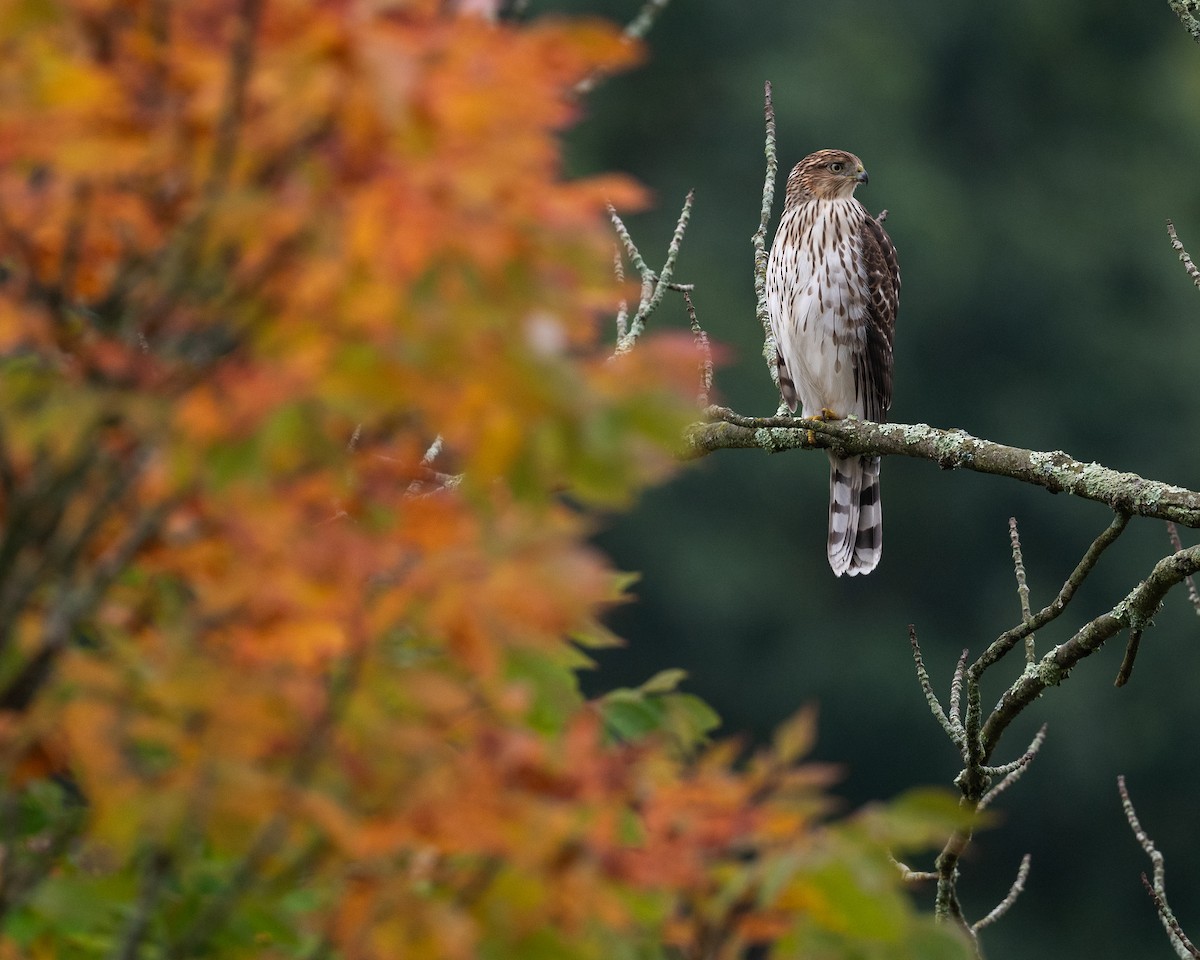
855,168,869,185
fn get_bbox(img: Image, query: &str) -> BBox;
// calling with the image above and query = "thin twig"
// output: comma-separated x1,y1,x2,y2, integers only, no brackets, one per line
1142,875,1200,960
684,291,713,407
948,648,968,725
978,725,1046,811
1120,775,1200,959
645,270,694,292
1166,220,1200,292
574,0,675,94
1166,521,1200,616
404,435,456,498
1114,628,1144,687
608,205,654,280
972,512,1131,678
891,857,938,883
613,191,694,356
752,81,779,391
972,854,1031,932
623,0,673,40
1008,517,1035,663
613,244,628,342
962,669,983,784
909,625,962,748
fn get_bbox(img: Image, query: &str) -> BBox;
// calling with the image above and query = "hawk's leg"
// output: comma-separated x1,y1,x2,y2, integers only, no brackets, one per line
803,408,842,445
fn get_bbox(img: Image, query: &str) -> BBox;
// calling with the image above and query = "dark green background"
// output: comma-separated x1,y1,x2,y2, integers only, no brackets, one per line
563,1,1200,956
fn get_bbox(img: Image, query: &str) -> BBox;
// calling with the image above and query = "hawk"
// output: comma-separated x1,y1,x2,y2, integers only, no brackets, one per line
766,149,900,576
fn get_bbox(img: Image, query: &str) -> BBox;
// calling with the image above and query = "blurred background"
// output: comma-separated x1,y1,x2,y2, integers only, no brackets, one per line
561,0,1200,956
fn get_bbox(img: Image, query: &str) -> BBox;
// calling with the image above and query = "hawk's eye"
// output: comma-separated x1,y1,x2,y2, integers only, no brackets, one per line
828,161,845,173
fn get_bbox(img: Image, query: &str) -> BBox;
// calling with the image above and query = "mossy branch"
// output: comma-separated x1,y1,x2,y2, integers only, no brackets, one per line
685,407,1200,528
1169,0,1200,44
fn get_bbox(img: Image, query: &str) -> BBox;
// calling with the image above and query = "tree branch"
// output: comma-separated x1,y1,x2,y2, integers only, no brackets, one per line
1120,775,1200,959
1168,1,1200,44
685,408,1200,528
1166,220,1200,292
979,543,1200,755
752,82,781,395
972,853,1031,933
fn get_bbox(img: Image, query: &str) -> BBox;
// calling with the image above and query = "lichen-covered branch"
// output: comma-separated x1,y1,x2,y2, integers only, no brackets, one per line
685,408,1200,528
979,543,1200,755
1169,0,1200,44
752,82,780,393
1167,220,1200,293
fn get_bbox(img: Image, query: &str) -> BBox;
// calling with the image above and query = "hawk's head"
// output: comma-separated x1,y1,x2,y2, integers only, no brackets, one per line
786,149,869,203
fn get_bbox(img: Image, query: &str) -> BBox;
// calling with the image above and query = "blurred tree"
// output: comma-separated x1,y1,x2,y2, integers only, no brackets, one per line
0,1,973,958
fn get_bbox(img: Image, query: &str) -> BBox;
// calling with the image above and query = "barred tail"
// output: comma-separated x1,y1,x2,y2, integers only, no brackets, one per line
827,454,883,577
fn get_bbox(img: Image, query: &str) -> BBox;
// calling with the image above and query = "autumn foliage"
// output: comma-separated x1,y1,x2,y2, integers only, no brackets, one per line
0,2,969,957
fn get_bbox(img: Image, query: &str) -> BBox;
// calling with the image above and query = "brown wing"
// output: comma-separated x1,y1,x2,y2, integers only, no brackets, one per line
856,214,900,422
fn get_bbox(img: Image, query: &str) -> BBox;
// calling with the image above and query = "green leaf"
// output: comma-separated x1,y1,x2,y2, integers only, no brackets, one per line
600,694,665,741
637,668,687,694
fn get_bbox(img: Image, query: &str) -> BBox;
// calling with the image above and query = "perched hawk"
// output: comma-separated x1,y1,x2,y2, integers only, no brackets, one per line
766,149,900,576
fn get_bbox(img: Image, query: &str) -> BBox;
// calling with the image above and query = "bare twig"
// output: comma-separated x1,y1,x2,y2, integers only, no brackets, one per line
892,857,938,883
613,245,629,342
909,625,963,748
1120,775,1200,959
574,0,675,94
1166,220,1200,292
973,512,1131,677
684,291,713,407
972,854,1031,933
611,191,694,356
623,0,673,40
752,81,780,393
609,205,654,281
978,725,1046,811
948,649,968,725
1114,628,1145,687
1008,517,1035,663
1142,875,1200,960
1166,521,1200,616
404,435,459,498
